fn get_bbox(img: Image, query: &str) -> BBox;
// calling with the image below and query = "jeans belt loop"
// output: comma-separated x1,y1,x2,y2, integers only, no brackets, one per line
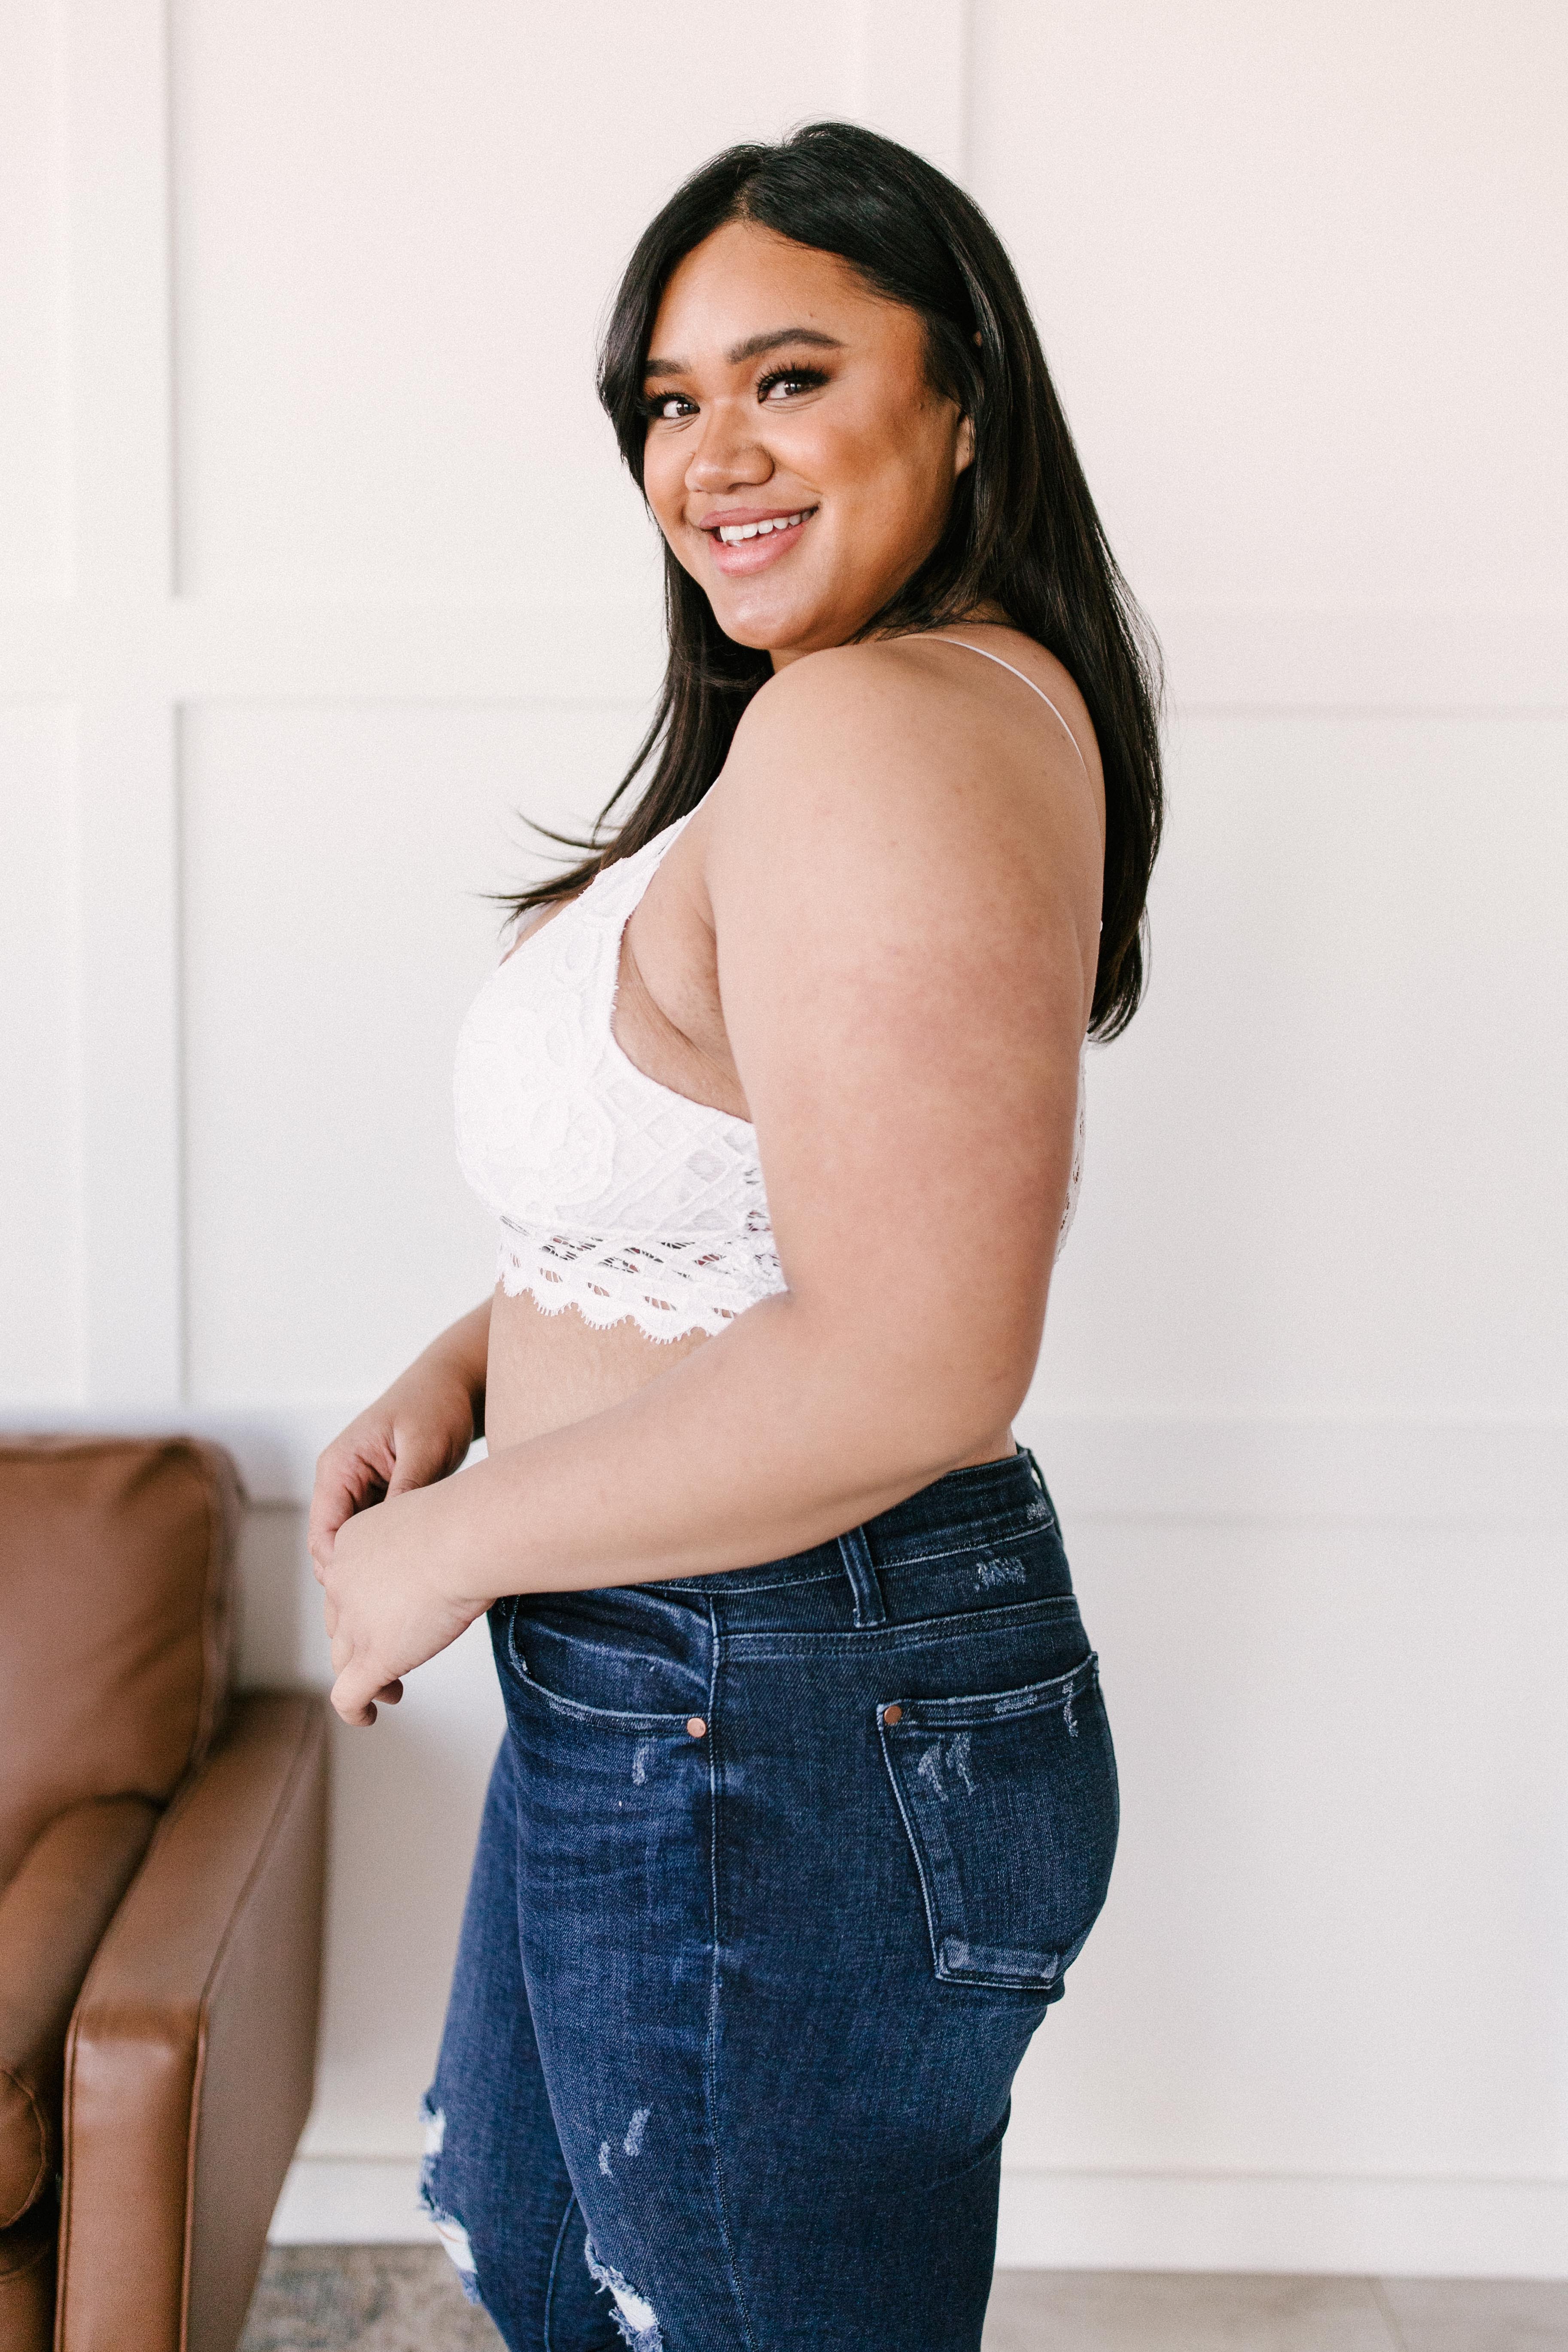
837,1522,888,1627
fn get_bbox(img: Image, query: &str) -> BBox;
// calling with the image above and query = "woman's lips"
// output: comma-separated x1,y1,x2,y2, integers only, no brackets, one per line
704,508,816,577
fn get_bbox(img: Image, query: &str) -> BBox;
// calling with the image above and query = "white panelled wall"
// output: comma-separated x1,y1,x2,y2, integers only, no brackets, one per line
3,0,1564,2279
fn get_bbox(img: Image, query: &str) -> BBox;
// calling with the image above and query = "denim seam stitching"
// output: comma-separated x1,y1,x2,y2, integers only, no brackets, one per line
837,1521,888,1626
946,1454,1043,1486
663,1526,1056,1586
702,1598,760,2352
865,1517,1060,1569
877,1706,946,1979
657,1566,843,1596
542,2189,579,2352
721,1597,1081,1659
637,1519,1058,1593
886,1652,1101,1728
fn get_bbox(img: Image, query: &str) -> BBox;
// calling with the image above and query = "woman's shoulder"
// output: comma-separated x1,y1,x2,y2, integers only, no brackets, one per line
708,628,1099,854
741,628,1021,715
697,625,1103,1007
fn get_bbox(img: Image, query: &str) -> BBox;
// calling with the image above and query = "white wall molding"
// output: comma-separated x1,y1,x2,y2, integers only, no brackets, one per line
64,0,184,1405
995,2168,1568,2282
0,599,666,707
270,2156,1568,2279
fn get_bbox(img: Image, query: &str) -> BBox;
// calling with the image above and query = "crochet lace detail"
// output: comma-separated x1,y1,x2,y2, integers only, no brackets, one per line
496,1211,782,1340
455,815,1084,1345
456,818,785,1343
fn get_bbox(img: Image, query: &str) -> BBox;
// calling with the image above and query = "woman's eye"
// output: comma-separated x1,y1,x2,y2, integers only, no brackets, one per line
759,368,828,402
645,393,697,423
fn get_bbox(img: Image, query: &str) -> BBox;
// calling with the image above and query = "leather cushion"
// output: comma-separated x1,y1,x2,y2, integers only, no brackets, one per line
0,2196,57,2352
0,1439,239,1889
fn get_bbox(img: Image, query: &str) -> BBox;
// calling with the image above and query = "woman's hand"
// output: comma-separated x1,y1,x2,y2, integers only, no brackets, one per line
308,1302,490,1578
308,1299,493,1720
319,1480,496,1726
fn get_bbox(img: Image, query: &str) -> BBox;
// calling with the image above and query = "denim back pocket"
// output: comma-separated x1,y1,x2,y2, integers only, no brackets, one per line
878,1653,1117,1994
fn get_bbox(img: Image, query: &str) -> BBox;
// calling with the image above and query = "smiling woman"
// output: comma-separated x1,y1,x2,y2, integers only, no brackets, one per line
640,244,965,645
309,122,1161,2352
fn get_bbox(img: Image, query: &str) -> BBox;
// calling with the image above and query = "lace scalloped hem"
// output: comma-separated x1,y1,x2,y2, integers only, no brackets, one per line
496,1235,777,1345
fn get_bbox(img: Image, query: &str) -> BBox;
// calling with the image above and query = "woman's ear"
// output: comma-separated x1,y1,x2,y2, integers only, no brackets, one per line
955,411,976,478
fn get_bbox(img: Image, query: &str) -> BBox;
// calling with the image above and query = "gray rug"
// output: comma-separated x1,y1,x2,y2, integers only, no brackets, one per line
240,2246,502,2351
243,2249,1568,2351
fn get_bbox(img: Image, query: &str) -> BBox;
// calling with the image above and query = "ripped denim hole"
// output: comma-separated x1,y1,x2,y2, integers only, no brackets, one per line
975,1555,1026,1589
585,2233,664,2352
418,2096,483,2307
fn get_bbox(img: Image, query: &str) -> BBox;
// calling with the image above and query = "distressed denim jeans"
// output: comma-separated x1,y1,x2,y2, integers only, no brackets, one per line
421,1448,1118,2351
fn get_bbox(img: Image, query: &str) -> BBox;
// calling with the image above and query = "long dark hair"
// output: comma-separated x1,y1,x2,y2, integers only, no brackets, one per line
507,120,1163,1038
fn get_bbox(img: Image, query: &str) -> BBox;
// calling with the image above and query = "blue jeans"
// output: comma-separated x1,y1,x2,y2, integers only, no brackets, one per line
421,1449,1117,2351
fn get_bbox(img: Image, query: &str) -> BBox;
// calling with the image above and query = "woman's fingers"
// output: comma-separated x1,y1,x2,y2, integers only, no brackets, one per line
384,1426,463,1497
330,1664,404,1727
326,1601,402,1720
308,1433,395,1576
331,1674,379,1727
308,1471,359,1579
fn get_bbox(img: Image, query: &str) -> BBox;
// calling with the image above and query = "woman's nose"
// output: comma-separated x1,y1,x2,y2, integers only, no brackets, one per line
685,402,773,494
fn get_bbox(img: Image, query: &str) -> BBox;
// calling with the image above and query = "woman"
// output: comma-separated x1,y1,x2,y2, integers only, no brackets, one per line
311,121,1161,2352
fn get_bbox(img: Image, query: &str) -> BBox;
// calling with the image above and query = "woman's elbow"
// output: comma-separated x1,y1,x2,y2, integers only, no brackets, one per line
781,1287,1046,1480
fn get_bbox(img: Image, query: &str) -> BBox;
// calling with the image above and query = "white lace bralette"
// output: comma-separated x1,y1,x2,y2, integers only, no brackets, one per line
454,685,1087,1344
455,815,782,1342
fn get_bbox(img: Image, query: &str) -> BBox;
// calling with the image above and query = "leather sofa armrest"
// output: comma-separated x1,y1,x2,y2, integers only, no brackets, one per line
57,1694,329,2352
0,1798,159,2228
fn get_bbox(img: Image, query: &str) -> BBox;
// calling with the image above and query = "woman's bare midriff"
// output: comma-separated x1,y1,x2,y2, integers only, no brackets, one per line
483,1285,714,1452
483,1284,1017,1467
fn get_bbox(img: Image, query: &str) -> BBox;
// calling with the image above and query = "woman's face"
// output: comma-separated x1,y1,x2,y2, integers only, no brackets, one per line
640,221,972,665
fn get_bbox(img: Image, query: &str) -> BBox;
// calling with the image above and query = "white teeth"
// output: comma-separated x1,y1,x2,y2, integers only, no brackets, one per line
716,511,807,544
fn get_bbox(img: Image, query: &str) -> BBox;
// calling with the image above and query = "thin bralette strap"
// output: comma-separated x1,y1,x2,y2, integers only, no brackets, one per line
925,638,1089,781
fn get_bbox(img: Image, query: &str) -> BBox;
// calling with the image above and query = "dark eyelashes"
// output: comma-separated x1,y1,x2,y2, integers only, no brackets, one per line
754,365,830,400
637,365,831,421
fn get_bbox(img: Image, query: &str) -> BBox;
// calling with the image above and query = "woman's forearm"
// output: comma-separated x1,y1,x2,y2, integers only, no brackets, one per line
425,1283,1040,1604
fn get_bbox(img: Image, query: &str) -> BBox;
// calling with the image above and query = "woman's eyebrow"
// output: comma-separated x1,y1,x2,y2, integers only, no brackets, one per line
643,327,846,379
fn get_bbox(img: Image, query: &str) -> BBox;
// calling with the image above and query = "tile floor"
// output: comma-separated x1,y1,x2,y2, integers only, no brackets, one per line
241,2247,1568,2350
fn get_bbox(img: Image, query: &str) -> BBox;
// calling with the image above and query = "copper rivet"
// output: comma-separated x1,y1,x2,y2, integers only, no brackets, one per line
883,1704,903,1726
686,1716,707,1739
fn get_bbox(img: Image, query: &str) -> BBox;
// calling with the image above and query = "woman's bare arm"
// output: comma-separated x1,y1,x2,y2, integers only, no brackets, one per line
319,643,1102,1721
307,1296,492,1565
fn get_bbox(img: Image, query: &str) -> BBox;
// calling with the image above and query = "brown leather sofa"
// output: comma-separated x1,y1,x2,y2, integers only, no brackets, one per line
0,1438,329,2352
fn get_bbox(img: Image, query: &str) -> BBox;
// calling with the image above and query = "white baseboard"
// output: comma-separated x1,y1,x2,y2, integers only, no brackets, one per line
995,2169,1568,2279
270,2159,432,2246
270,2157,1568,2279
